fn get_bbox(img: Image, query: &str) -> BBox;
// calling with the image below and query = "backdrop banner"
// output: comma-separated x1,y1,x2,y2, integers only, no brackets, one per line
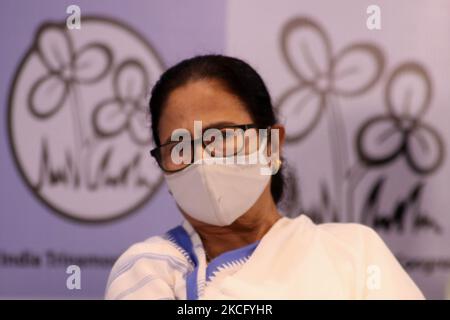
226,0,450,299
1,0,449,299
0,0,225,298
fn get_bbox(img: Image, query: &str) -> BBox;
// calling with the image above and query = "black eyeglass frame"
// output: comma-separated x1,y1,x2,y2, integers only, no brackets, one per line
149,123,271,173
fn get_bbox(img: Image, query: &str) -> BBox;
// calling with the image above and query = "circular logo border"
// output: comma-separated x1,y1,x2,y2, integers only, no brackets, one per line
7,15,165,224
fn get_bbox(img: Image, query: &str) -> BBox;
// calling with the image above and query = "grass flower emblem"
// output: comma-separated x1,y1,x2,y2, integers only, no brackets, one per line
28,23,112,119
92,60,152,146
277,17,384,142
356,62,444,175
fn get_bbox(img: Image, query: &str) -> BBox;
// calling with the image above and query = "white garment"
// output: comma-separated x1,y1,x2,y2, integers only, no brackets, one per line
105,214,424,300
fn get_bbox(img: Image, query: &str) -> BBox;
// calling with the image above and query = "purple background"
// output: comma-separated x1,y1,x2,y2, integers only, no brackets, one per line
1,0,449,300
0,0,225,298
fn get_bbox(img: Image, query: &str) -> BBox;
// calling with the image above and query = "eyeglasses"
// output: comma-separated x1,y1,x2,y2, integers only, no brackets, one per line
150,124,270,173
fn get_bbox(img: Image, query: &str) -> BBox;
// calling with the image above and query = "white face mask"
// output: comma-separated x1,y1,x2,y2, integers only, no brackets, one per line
164,153,272,226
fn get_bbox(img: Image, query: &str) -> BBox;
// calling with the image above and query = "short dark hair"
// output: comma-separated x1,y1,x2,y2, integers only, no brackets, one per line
148,54,285,204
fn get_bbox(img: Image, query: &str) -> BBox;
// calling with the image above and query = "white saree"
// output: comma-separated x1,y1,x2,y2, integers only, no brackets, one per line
105,214,424,300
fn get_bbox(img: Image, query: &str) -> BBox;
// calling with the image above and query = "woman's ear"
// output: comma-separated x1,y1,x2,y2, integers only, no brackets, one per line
271,124,285,152
262,124,285,175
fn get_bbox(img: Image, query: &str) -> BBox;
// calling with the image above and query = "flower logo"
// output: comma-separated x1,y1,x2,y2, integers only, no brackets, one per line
28,23,112,119
8,17,164,222
277,17,384,142
356,62,444,175
92,59,151,146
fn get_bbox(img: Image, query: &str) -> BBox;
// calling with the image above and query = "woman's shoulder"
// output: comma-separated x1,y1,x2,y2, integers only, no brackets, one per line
110,231,191,274
291,215,424,299
105,226,194,299
295,214,387,255
318,219,380,244
105,228,192,295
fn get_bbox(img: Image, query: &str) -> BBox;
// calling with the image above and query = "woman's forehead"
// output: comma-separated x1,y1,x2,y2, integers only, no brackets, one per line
158,79,252,139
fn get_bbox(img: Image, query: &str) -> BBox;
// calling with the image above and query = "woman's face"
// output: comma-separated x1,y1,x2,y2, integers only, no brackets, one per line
157,78,285,227
158,79,254,147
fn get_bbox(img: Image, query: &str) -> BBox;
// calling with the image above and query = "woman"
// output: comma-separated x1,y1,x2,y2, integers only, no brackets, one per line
105,55,424,300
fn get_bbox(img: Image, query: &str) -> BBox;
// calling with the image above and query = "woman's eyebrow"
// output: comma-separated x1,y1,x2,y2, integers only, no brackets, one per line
161,121,240,145
162,134,186,145
202,121,239,131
